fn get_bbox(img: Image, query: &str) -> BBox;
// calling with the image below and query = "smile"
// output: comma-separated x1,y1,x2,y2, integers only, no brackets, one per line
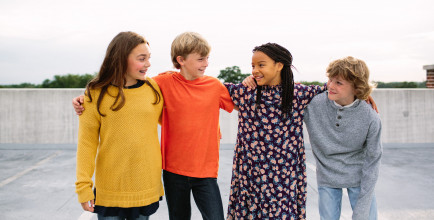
254,75,263,80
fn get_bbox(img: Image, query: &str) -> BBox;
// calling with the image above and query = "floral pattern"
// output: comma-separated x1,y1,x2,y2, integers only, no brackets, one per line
224,83,324,220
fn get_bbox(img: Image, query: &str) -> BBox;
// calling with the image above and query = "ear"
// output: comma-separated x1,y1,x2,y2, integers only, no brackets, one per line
276,62,284,72
176,56,185,66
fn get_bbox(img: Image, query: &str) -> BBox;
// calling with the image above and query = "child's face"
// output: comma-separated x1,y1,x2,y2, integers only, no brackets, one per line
327,76,356,106
126,43,151,86
251,51,283,86
178,52,209,80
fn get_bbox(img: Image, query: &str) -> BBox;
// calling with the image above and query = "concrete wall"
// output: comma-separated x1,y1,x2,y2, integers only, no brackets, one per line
0,89,433,144
0,89,84,144
220,89,434,144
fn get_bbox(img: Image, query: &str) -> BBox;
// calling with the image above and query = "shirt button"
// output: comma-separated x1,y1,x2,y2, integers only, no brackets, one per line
336,123,340,127
339,109,344,112
337,115,342,119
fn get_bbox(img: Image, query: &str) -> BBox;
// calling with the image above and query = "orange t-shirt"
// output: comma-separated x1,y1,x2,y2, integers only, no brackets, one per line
153,72,234,178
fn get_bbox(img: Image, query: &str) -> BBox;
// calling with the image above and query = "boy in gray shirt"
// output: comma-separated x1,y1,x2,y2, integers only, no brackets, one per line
304,56,382,220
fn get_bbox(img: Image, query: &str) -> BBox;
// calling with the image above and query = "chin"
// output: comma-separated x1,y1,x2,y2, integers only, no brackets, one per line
327,94,336,101
256,81,265,86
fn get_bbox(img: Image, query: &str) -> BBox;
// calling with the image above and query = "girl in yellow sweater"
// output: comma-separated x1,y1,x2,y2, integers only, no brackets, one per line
75,31,163,220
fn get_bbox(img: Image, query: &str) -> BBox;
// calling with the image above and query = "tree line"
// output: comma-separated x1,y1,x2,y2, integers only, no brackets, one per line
0,67,427,88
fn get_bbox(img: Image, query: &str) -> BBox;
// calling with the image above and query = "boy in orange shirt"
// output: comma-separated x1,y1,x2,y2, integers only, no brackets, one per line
73,32,234,220
154,32,234,220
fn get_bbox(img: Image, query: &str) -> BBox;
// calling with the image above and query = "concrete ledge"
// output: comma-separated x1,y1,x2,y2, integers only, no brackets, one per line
1,88,434,144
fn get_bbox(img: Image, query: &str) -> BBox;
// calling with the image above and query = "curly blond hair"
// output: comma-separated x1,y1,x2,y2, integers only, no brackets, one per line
326,56,376,100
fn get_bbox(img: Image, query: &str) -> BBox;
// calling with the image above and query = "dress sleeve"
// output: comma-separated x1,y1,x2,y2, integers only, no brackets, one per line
75,90,101,203
223,82,244,107
353,117,382,220
296,83,327,109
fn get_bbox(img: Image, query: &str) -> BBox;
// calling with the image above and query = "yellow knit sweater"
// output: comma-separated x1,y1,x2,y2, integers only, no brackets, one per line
75,78,164,207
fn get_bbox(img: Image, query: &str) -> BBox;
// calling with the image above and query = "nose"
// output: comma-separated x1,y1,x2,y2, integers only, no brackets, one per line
204,58,209,67
252,67,259,75
328,81,334,89
145,60,151,68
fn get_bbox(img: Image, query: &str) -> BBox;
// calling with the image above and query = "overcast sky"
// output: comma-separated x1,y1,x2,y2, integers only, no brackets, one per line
1,0,433,85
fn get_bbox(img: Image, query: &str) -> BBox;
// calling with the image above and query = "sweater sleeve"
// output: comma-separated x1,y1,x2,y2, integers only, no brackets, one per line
75,90,101,203
353,116,382,220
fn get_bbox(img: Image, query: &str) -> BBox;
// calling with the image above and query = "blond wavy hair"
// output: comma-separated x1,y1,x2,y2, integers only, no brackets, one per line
326,56,376,100
171,32,211,69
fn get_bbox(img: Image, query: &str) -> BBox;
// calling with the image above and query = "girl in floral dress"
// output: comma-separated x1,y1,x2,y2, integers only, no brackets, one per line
224,43,325,220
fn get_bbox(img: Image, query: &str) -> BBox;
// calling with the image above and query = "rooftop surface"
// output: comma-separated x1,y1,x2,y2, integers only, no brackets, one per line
1,143,433,220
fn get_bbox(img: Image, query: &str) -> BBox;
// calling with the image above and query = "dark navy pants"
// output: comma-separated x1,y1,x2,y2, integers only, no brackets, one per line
163,170,224,220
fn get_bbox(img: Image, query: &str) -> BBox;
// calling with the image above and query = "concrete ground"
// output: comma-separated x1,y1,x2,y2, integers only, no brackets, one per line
0,143,433,220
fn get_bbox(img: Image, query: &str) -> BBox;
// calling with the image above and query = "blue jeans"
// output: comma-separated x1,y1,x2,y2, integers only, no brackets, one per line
97,214,149,220
163,170,224,220
318,186,377,220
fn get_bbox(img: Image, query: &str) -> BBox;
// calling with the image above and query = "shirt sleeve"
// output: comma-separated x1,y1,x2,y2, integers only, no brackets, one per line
353,116,382,220
75,91,101,203
219,82,235,113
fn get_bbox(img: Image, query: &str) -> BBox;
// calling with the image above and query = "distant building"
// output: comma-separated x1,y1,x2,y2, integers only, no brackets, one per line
423,65,434,88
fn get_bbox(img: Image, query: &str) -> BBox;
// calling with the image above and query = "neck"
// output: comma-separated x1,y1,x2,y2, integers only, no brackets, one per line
179,71,201,81
335,97,356,106
125,79,138,87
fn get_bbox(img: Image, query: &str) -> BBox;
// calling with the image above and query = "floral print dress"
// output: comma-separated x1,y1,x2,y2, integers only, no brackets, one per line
224,83,325,220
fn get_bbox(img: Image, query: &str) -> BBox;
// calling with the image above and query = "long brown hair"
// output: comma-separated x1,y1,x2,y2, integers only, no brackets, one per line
85,31,161,116
253,43,294,117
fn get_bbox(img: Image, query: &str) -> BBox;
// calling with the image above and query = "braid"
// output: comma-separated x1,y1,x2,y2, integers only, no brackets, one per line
253,43,294,116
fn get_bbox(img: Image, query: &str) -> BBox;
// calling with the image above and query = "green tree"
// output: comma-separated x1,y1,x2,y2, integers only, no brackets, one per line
41,73,95,88
375,81,425,88
297,81,325,86
217,66,250,84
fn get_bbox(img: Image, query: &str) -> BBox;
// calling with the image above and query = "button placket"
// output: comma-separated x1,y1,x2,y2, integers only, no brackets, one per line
336,108,343,127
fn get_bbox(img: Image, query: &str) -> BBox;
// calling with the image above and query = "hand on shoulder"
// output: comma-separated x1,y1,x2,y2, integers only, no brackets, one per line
158,71,179,76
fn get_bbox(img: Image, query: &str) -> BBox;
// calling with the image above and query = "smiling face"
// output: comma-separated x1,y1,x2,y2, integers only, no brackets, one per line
327,75,357,106
125,43,151,86
177,52,209,80
251,51,283,86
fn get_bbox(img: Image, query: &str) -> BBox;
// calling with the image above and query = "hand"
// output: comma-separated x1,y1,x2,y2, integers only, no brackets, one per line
80,200,95,212
72,95,85,115
366,95,379,113
158,71,177,75
242,75,257,89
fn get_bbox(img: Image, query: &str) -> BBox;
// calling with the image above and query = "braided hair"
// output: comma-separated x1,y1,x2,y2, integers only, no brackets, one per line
253,43,294,117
